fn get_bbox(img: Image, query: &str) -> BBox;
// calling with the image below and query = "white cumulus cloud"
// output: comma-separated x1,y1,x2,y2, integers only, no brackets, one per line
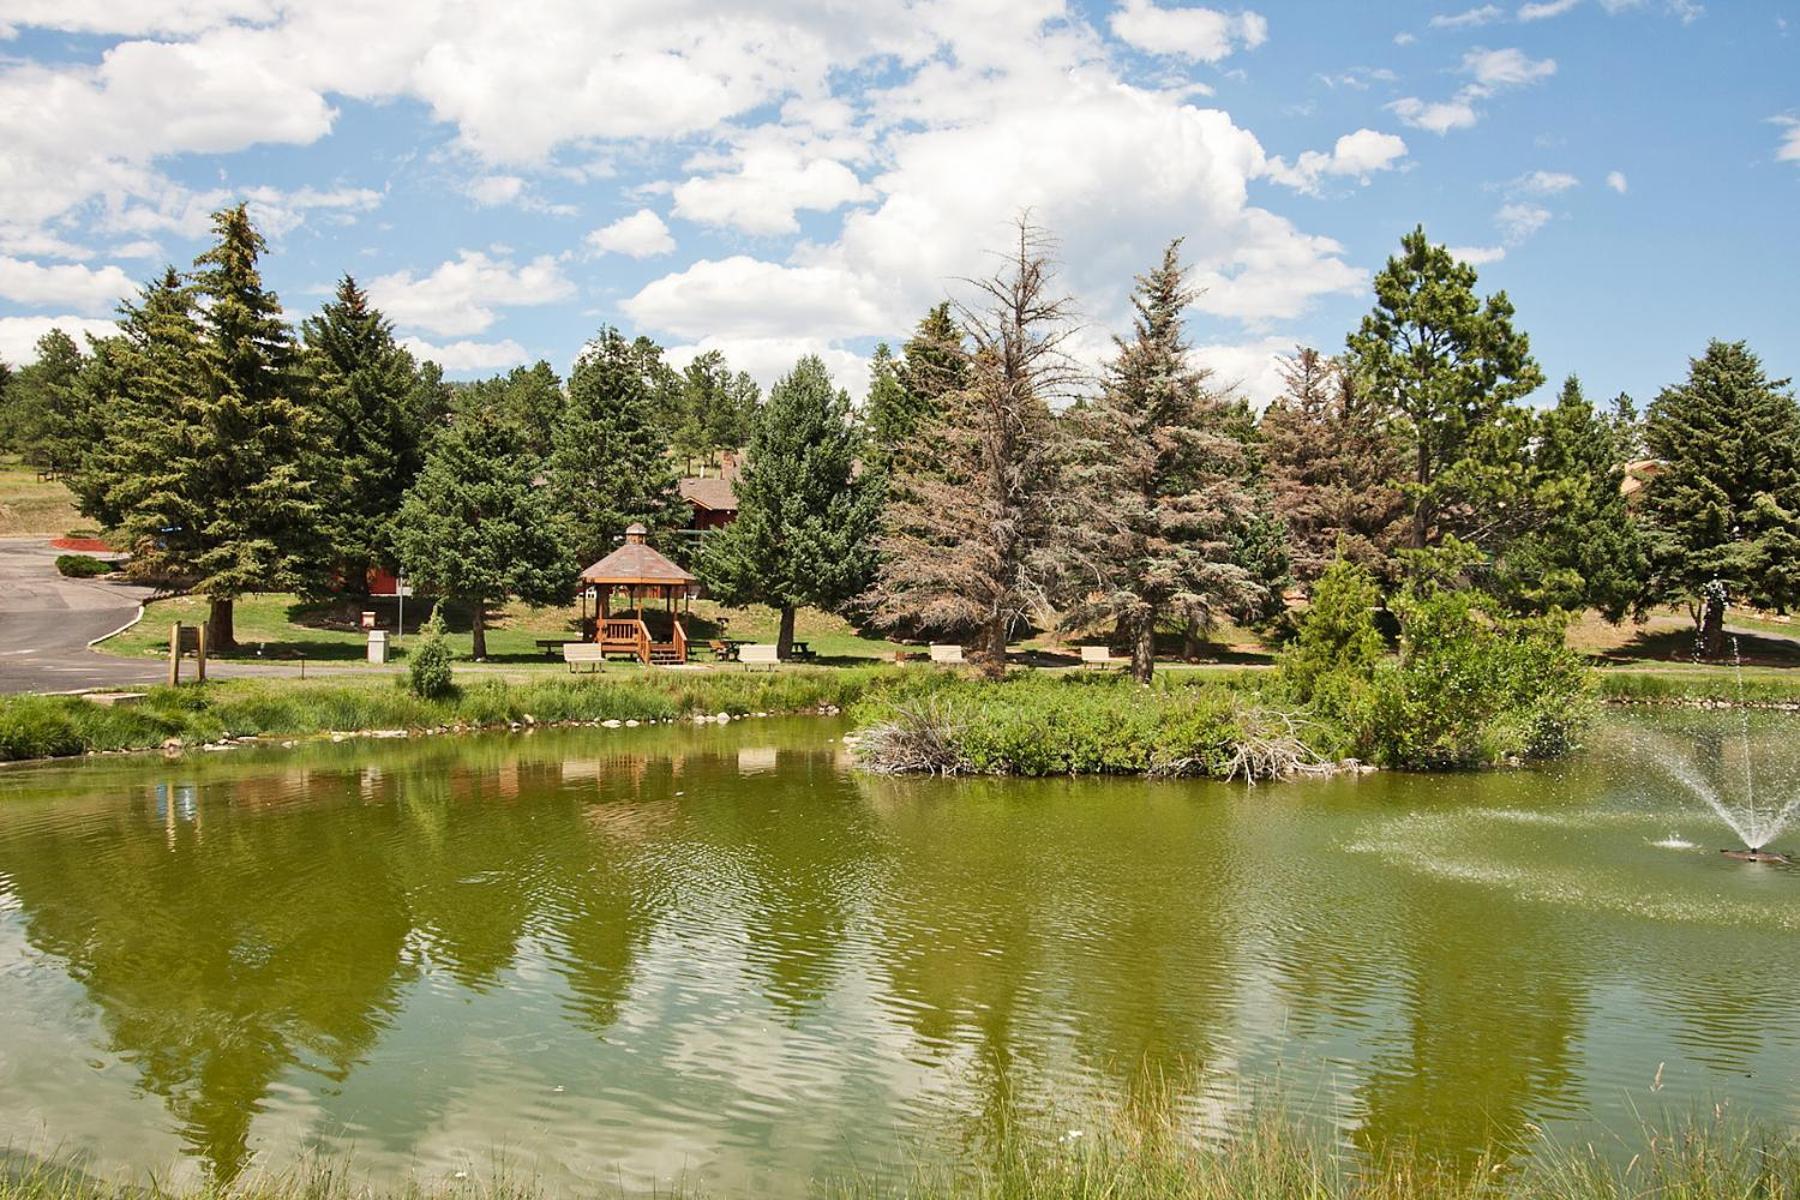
586,209,676,259
1606,169,1629,193
1108,0,1269,62
1774,117,1800,163
1389,46,1555,134
0,256,136,314
369,250,574,337
1265,129,1409,193
0,315,120,362
399,335,530,373
1518,0,1581,18
1429,5,1504,29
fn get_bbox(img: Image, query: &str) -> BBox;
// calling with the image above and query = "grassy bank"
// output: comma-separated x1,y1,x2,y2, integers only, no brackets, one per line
0,669,900,763
96,592,908,664
0,456,80,537
2,1110,1793,1200
852,673,1332,780
1596,666,1800,706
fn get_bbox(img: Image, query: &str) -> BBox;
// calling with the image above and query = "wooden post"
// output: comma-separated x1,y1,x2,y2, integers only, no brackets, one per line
168,622,182,687
195,621,207,683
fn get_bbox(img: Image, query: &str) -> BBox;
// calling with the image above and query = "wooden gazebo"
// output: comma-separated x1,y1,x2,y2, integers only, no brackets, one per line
577,523,698,665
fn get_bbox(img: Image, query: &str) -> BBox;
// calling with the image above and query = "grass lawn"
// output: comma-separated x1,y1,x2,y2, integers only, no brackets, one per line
98,592,910,666
0,455,81,537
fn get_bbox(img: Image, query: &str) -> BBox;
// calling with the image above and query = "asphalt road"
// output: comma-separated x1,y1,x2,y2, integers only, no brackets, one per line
0,537,173,693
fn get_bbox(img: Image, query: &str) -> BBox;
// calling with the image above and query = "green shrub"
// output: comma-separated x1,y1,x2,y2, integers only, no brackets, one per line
54,554,112,578
408,607,455,700
855,673,1330,780
1361,586,1593,769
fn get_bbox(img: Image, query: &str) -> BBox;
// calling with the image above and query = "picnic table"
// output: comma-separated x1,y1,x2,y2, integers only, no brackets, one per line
789,641,816,662
536,638,577,658
705,638,742,661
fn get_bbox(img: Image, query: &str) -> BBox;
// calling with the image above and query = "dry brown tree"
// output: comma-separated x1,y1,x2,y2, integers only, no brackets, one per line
865,216,1080,677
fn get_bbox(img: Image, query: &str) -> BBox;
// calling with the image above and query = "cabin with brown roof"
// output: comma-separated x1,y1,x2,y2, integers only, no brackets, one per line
677,451,741,530
576,523,698,665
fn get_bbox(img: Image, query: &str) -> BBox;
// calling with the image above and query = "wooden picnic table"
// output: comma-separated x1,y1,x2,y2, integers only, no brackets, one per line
536,637,577,658
789,641,816,662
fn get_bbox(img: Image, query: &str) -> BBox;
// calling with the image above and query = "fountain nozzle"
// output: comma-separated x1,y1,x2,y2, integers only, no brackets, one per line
1721,848,1792,865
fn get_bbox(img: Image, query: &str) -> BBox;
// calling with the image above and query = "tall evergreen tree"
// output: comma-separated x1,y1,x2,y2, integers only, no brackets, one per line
66,270,202,533
699,356,880,658
1261,347,1410,587
861,343,909,471
394,408,575,660
898,301,968,418
1486,375,1646,619
449,362,562,456
4,329,84,468
1060,241,1272,682
97,209,322,650
300,275,433,584
1637,340,1800,657
549,326,683,565
868,219,1073,675
1345,227,1544,552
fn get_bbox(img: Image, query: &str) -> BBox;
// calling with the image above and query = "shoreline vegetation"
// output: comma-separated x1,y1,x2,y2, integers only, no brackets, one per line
5,658,1800,770
1,1109,1795,1200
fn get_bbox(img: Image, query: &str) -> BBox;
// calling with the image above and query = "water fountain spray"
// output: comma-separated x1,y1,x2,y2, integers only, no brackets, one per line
1685,581,1795,864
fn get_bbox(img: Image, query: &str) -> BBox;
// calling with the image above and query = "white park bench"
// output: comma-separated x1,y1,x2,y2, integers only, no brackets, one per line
738,643,781,669
928,644,965,665
563,643,606,674
1080,645,1125,670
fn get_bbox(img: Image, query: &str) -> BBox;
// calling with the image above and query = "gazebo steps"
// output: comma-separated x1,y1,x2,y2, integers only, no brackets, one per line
647,644,683,664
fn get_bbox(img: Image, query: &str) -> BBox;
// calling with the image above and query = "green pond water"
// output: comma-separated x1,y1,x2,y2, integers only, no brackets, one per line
0,712,1795,1193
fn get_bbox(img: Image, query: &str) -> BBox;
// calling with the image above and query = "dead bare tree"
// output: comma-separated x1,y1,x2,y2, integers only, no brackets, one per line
866,215,1080,677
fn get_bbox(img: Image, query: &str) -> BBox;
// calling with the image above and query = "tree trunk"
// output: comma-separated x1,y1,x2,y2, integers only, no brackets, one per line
980,614,1008,679
471,602,487,661
1412,437,1431,550
1699,596,1725,661
776,604,796,660
207,597,236,654
1131,610,1155,684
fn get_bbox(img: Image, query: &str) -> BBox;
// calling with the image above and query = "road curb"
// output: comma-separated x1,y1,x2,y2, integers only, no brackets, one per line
87,604,145,648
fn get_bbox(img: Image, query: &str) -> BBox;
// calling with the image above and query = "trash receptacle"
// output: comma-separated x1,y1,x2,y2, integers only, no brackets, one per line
367,629,388,664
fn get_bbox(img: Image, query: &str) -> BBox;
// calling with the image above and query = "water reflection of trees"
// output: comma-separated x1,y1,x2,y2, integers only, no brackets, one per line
0,740,728,1180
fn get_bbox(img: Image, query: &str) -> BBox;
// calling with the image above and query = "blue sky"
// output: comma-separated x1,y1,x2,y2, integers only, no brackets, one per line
0,0,1793,406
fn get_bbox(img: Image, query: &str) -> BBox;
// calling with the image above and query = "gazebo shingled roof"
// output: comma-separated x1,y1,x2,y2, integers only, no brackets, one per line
577,523,696,588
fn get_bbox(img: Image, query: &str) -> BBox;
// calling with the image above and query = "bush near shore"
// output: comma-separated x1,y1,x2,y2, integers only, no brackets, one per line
855,561,1598,779
0,670,890,764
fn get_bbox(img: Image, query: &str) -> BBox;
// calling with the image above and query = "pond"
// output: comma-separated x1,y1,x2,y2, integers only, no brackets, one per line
0,712,1794,1193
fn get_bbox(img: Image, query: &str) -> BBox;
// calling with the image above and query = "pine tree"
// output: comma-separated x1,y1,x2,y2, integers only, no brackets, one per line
1059,240,1271,682
549,326,683,565
699,356,880,658
898,302,968,418
4,329,85,468
1260,347,1410,587
394,408,575,660
861,343,909,471
448,363,560,455
66,271,200,530
1346,227,1544,551
867,218,1074,675
300,275,433,585
1486,375,1646,619
175,205,324,649
1637,340,1800,657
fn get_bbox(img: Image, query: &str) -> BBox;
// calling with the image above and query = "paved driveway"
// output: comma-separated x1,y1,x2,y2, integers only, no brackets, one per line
0,537,171,693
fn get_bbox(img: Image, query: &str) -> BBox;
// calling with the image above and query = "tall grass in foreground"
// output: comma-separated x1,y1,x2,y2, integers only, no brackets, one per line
2,1109,1795,1200
0,669,902,763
